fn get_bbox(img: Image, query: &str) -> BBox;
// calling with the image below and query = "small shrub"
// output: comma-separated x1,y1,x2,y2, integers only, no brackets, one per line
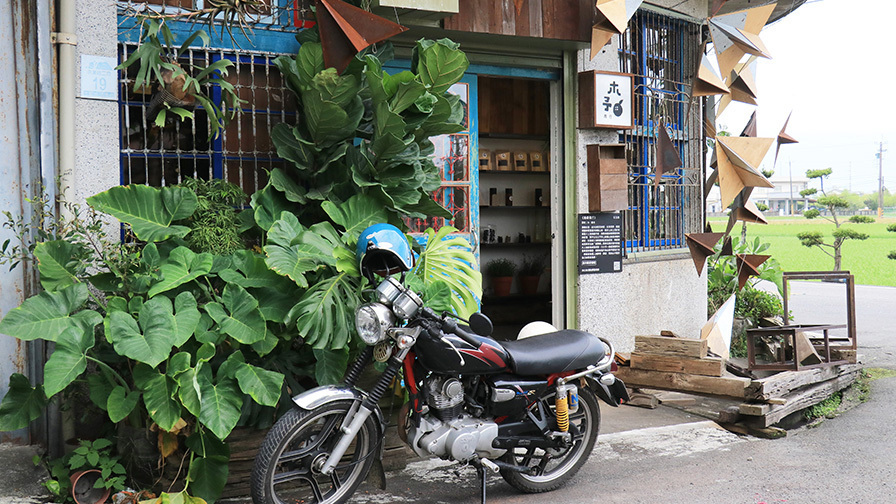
805,392,842,421
735,286,784,323
519,254,547,276
485,258,516,277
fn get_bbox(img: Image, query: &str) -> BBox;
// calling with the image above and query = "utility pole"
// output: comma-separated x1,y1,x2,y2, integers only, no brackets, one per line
878,142,886,219
789,160,794,215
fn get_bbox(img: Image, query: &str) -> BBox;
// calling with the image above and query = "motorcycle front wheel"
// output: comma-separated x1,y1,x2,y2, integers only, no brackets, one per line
251,400,380,504
499,386,600,493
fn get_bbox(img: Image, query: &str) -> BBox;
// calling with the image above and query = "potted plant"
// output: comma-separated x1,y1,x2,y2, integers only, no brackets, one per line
518,254,547,295
486,258,517,297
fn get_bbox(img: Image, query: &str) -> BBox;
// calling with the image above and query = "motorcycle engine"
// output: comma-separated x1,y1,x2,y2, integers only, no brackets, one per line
406,377,506,462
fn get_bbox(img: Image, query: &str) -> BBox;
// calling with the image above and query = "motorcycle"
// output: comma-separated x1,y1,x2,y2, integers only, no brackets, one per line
251,224,629,504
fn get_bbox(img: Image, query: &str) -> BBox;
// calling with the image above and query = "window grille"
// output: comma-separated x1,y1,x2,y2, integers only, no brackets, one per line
119,44,297,195
618,11,704,253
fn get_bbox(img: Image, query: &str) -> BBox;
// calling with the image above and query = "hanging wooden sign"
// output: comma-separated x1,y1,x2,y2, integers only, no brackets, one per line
578,71,634,130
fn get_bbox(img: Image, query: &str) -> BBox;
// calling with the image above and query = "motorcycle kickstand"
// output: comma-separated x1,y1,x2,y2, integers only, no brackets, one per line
476,459,500,504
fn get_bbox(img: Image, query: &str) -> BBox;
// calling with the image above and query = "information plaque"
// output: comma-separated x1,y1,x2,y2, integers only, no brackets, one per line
578,213,622,274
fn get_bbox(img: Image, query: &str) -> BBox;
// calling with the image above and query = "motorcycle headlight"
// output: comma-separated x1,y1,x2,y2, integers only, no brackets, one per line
355,303,395,345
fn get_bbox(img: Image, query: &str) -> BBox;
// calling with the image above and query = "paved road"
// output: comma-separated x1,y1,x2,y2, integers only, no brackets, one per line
353,281,896,504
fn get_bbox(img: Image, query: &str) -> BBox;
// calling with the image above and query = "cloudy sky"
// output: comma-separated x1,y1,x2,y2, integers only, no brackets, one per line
719,0,894,194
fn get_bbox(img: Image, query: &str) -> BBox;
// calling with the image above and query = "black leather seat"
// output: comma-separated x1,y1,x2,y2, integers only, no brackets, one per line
499,329,608,376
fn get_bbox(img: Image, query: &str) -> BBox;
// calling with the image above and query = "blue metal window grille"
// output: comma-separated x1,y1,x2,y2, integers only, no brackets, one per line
119,43,297,194
618,11,704,253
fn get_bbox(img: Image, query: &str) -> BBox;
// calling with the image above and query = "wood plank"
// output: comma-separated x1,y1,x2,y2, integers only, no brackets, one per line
615,367,751,399
501,0,515,35
514,0,529,37
541,0,554,38
746,371,861,428
634,335,709,358
630,352,725,377
719,422,787,439
746,364,862,401
529,0,543,37
738,402,771,416
472,0,489,33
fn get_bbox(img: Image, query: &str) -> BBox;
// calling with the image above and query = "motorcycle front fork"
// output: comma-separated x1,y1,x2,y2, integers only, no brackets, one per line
319,345,411,475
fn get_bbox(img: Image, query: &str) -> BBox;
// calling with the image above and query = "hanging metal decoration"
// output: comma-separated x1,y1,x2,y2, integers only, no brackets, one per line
655,122,682,188
775,111,799,165
708,2,776,80
590,0,644,59
685,232,724,275
316,0,408,74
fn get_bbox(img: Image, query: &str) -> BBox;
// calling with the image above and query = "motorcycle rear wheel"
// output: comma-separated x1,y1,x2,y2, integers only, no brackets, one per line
251,401,380,504
499,386,600,493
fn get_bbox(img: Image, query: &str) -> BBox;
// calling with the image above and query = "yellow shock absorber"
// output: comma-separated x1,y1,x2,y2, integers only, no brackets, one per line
555,388,569,432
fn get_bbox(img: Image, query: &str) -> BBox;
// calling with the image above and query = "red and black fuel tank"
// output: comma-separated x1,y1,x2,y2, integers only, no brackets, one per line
414,329,511,374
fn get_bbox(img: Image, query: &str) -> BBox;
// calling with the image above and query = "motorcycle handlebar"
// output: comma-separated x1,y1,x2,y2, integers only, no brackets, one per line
419,308,482,348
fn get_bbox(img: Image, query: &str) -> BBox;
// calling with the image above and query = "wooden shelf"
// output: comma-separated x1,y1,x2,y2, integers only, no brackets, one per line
481,242,550,249
479,133,549,141
480,169,550,176
481,205,550,210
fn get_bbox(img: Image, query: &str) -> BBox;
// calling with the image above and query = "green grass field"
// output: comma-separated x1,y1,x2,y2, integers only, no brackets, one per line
709,216,896,287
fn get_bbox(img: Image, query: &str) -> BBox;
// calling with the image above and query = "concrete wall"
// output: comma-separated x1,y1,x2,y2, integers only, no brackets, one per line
572,0,708,352
73,0,120,204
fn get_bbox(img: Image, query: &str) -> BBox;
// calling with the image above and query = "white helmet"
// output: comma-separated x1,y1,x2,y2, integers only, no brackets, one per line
517,321,558,340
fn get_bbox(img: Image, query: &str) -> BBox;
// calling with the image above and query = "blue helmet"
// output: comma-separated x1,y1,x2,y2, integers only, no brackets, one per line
356,223,415,281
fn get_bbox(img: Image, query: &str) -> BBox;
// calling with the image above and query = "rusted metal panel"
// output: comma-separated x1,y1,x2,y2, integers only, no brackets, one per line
443,0,593,42
0,0,46,445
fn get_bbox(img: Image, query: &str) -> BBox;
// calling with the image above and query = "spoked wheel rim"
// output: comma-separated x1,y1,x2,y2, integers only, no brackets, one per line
506,392,595,482
268,408,373,504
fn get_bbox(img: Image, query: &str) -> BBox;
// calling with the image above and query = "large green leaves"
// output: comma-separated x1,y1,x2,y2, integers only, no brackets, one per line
321,194,390,245
414,226,482,318
312,348,349,386
106,296,177,368
86,185,197,242
135,366,181,431
107,386,140,423
264,216,339,288
0,283,98,342
203,284,267,344
172,292,201,348
414,39,469,95
0,374,47,431
148,247,213,297
34,240,82,291
198,375,242,440
234,364,283,407
43,326,95,397
287,271,362,350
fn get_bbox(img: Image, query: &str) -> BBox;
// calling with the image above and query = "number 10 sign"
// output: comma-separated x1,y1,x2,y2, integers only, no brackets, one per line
578,71,634,130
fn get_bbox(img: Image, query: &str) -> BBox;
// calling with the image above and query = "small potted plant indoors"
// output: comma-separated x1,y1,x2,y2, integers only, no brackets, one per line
486,258,517,297
518,254,547,295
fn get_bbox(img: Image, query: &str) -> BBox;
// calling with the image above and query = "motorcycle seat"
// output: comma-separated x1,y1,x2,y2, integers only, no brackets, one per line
499,329,609,376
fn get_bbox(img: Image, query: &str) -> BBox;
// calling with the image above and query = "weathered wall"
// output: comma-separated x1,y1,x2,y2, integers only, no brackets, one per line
572,0,708,352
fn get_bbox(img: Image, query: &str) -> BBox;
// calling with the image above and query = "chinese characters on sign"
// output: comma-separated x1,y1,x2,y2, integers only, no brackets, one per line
578,213,623,274
80,55,118,101
593,72,633,129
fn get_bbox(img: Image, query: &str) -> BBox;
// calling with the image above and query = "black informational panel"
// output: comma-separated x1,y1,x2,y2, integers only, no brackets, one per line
578,213,623,275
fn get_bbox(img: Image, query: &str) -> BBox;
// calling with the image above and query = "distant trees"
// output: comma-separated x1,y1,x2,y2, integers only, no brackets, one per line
798,168,869,271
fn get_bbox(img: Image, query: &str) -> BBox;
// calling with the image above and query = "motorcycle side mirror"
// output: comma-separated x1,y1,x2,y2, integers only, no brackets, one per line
469,312,493,337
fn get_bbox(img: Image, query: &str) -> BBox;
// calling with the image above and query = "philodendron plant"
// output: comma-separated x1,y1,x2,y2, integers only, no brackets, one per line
0,36,480,502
